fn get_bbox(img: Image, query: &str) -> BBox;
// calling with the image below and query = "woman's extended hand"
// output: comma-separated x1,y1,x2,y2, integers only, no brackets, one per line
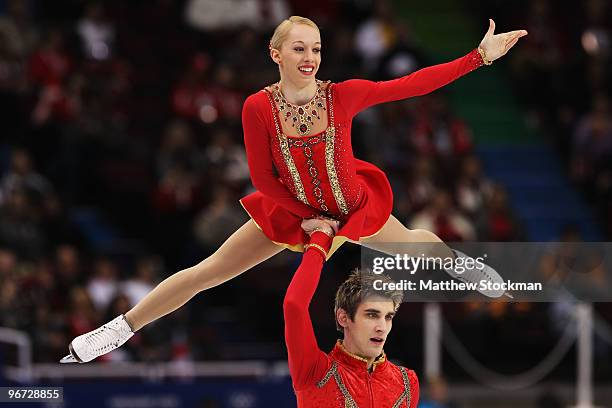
479,19,528,64
301,217,339,237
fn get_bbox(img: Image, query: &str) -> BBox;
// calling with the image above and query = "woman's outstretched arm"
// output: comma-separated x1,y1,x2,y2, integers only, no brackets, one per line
336,19,527,117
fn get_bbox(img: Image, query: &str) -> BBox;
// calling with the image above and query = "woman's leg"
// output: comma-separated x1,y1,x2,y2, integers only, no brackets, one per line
125,220,283,331
357,214,455,260
358,214,506,298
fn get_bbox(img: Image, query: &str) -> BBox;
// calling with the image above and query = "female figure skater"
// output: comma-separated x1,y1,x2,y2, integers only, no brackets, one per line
61,16,527,363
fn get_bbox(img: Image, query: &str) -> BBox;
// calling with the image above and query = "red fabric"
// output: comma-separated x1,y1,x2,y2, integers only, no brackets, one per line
283,235,420,407
241,49,484,247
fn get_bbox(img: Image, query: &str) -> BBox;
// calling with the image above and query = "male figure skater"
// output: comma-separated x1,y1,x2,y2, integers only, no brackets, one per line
284,219,418,407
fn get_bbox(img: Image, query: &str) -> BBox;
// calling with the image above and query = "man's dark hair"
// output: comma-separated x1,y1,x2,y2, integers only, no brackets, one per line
334,268,403,333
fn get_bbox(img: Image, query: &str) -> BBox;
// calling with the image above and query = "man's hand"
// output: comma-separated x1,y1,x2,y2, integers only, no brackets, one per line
479,19,528,63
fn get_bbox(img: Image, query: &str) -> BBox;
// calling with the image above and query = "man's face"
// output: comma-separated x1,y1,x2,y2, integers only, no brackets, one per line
339,296,396,360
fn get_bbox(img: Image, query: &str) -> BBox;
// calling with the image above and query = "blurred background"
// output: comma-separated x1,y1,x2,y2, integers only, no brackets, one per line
0,0,611,406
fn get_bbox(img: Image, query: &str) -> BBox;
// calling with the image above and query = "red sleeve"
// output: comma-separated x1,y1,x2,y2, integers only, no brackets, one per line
283,231,334,390
335,49,484,118
242,94,317,218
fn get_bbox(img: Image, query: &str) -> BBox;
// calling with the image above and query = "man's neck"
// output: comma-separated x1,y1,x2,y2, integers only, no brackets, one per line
279,78,317,105
341,338,375,369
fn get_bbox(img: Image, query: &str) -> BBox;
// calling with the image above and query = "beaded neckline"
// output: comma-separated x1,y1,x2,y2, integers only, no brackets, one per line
268,80,330,137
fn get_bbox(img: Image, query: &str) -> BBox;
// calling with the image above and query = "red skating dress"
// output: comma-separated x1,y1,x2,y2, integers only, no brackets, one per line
283,231,419,407
240,49,485,258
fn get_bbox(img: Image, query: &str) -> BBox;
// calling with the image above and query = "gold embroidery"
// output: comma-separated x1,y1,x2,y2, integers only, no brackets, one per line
264,90,309,206
316,362,359,407
391,367,412,408
324,86,349,215
316,361,337,388
334,368,359,408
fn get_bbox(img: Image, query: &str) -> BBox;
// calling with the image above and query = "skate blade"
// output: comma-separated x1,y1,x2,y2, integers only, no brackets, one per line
59,354,77,364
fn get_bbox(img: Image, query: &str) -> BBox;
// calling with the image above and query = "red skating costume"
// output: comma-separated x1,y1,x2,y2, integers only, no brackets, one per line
241,49,485,257
283,231,419,407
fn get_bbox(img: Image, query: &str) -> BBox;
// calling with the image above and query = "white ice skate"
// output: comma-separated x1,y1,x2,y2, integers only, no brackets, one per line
446,250,509,298
59,314,134,363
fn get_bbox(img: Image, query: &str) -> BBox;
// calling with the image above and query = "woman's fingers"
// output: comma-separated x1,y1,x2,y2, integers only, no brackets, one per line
505,29,528,37
507,38,519,51
498,30,528,43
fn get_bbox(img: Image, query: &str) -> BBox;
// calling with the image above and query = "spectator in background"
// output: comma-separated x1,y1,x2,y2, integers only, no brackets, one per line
0,0,38,58
580,0,610,60
28,27,72,125
476,185,521,241
0,148,54,208
76,2,115,61
122,256,162,307
0,27,27,93
319,27,363,82
152,160,204,215
171,53,214,122
32,302,68,362
375,23,425,81
0,248,20,327
0,187,45,257
156,119,204,178
354,0,398,73
404,157,438,214
204,128,250,185
455,155,494,217
193,185,248,253
53,244,83,296
410,190,476,241
86,257,119,312
510,0,568,127
184,0,290,32
67,286,99,338
571,94,612,187
222,27,277,92
411,95,473,161
207,63,244,123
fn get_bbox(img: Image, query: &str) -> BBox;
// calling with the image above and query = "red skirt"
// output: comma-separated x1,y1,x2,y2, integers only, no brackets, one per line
240,159,393,258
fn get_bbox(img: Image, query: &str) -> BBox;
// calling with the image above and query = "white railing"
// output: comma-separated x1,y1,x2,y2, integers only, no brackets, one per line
0,327,32,382
423,303,604,408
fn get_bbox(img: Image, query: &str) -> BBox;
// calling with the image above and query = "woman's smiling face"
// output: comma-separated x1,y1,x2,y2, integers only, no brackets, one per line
271,23,321,86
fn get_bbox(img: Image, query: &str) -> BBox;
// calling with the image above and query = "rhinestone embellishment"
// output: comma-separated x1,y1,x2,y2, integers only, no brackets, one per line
273,80,326,136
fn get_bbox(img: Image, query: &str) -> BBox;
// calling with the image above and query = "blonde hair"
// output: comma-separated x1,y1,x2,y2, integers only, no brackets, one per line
269,16,320,50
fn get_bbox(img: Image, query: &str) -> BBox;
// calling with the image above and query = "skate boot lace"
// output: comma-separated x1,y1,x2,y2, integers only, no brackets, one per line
83,321,127,354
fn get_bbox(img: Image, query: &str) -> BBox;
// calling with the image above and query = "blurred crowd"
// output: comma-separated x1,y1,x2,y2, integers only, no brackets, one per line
0,0,608,378
471,0,612,234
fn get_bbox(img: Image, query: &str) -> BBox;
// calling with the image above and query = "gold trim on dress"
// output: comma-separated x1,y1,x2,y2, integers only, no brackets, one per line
264,89,309,206
324,86,349,215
